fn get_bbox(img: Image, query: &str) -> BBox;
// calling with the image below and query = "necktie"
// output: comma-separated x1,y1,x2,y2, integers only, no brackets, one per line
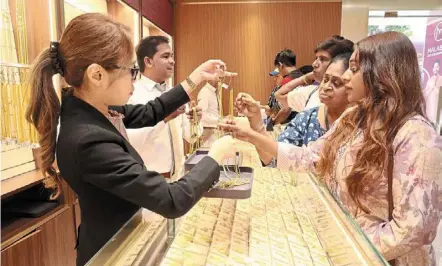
155,82,167,93
215,88,220,114
155,83,175,176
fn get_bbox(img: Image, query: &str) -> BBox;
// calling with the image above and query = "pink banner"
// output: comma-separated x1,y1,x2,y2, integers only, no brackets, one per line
422,18,442,128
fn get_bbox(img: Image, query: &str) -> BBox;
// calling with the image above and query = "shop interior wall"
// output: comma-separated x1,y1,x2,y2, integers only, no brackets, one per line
3,0,51,177
174,1,342,112
107,0,139,43
341,0,442,42
123,0,174,35
63,0,171,61
64,0,107,26
8,0,50,63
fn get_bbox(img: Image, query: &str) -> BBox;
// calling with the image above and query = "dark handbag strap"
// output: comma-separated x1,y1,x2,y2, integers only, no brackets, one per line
306,86,319,106
387,150,396,266
387,151,394,222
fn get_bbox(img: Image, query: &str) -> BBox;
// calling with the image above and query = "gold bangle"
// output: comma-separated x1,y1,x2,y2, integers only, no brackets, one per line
303,75,311,85
255,123,265,133
185,76,197,90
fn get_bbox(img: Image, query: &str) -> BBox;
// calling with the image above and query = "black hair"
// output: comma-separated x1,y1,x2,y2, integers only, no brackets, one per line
299,65,313,74
329,52,352,70
274,49,296,67
137,35,170,72
314,35,354,58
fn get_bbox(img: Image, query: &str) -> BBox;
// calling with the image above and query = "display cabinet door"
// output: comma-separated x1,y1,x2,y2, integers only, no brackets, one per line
1,229,43,266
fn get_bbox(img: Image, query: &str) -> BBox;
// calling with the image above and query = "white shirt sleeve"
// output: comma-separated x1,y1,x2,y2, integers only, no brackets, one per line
287,85,317,112
127,94,136,105
304,89,322,110
127,121,167,145
126,84,167,147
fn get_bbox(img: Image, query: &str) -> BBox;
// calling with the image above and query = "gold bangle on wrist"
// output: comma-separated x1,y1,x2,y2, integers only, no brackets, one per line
185,76,197,90
254,123,265,133
302,75,311,85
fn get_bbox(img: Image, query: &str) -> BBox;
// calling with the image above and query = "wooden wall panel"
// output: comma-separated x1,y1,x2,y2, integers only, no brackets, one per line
1,230,43,266
23,0,51,63
175,2,342,112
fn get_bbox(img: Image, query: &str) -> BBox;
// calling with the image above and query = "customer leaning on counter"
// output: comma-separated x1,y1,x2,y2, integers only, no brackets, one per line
221,31,442,266
25,13,236,266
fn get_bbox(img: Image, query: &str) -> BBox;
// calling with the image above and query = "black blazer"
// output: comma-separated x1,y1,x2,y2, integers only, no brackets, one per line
56,85,220,266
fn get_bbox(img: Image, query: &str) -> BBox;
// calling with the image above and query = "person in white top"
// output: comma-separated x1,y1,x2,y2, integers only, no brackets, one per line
127,36,202,180
287,84,321,112
197,81,219,147
275,36,354,112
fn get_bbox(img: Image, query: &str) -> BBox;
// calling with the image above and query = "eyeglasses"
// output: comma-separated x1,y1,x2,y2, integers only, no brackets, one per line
109,65,139,81
81,64,140,81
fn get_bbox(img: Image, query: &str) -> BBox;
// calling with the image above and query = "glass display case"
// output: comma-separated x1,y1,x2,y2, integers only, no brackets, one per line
86,143,389,266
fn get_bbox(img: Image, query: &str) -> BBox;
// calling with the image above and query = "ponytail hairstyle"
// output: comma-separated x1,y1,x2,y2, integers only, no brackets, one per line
26,13,133,198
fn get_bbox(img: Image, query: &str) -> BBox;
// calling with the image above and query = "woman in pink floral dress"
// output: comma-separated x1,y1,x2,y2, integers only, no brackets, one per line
221,32,442,266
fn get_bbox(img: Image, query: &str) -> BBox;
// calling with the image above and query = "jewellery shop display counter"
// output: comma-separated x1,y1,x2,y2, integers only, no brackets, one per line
86,144,389,266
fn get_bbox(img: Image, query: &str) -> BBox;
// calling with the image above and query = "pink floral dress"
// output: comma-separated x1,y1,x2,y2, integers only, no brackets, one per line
277,115,442,266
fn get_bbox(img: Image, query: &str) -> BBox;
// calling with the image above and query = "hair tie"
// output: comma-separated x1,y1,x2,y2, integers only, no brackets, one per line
49,41,64,77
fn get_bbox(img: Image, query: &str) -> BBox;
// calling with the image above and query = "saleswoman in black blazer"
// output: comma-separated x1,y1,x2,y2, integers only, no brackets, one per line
26,13,236,265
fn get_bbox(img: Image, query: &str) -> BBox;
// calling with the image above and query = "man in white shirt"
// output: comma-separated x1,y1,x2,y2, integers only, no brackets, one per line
127,36,202,181
277,35,353,113
197,81,219,148
287,84,321,113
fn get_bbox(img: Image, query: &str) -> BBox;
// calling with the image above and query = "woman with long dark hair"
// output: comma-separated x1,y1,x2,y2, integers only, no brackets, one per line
26,13,236,265
222,32,442,265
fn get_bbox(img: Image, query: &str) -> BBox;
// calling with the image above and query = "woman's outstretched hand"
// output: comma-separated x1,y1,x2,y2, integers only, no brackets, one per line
218,119,255,143
189,60,237,85
235,93,261,117
235,93,263,131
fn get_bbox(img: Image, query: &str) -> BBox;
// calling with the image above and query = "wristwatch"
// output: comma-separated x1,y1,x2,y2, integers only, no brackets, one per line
185,76,197,90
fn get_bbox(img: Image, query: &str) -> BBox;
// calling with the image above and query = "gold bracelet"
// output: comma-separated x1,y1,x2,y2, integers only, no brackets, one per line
185,76,197,90
255,123,265,133
303,75,311,85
